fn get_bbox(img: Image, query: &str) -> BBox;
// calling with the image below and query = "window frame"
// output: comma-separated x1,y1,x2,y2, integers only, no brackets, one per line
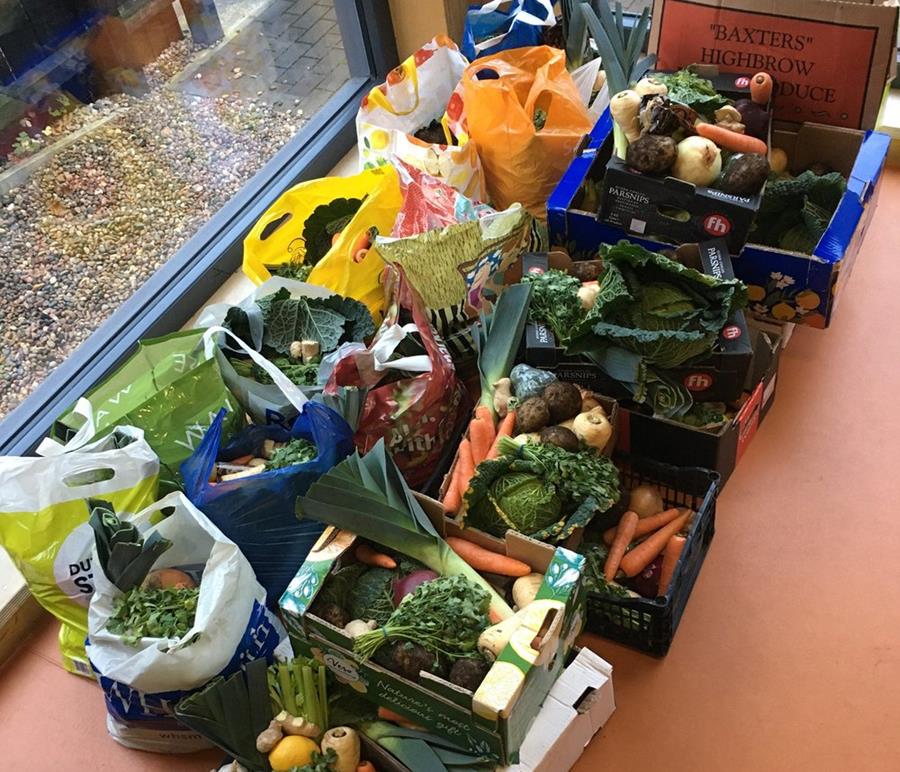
0,0,398,456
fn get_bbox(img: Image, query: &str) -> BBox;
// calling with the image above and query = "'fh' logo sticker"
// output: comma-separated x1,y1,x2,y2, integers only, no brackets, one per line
703,214,732,236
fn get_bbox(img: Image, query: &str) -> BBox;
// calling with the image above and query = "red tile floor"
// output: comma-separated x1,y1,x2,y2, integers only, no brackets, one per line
2,170,900,771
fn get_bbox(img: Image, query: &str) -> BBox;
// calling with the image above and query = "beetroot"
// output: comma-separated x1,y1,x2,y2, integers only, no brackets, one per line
392,569,439,606
734,99,770,141
626,554,664,598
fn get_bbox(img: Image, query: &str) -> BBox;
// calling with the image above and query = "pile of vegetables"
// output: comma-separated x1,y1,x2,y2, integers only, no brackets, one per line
609,68,772,195
89,499,202,647
582,483,695,600
222,286,375,388
212,436,319,483
525,241,747,419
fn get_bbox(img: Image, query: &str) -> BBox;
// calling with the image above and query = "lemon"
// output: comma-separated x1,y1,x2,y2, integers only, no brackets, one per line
747,284,766,302
795,290,820,310
771,302,796,320
369,129,389,150
269,735,318,771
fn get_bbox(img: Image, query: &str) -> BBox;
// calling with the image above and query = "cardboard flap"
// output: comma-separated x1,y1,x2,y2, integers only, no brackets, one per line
848,130,892,203
649,0,899,130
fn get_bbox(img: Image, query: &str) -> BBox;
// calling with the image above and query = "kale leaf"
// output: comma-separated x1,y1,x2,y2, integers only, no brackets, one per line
658,69,729,118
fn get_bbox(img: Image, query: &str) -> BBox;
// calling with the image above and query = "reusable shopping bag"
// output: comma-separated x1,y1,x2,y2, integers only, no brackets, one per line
194,277,337,426
377,160,532,362
242,166,402,319
86,492,290,752
38,329,243,494
460,0,556,61
0,427,159,676
182,327,355,601
357,35,486,200
446,45,594,217
325,267,469,490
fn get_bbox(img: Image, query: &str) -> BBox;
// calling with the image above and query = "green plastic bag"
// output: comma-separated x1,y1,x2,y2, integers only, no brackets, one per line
0,428,159,676
39,330,243,493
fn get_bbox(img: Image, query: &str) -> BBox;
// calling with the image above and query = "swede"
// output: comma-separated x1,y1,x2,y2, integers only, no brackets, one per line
672,136,721,187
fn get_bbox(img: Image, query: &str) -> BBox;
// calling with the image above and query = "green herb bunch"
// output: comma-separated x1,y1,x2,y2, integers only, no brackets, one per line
107,586,200,646
353,574,490,661
267,437,318,470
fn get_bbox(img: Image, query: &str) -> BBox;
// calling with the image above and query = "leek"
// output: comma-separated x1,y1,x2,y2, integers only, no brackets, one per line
360,721,494,771
297,442,515,619
579,1,652,157
474,283,532,417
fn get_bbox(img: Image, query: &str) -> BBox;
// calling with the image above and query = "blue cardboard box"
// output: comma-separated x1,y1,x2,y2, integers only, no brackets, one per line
548,112,890,328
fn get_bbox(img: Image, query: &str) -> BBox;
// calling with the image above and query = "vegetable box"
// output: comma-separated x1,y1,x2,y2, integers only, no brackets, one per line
522,246,753,404
616,323,782,487
279,497,587,765
597,71,770,253
585,458,719,655
362,647,616,772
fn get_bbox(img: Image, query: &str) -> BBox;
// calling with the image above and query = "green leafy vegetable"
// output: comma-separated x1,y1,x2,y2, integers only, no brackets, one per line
673,401,728,429
272,262,313,283
658,69,729,118
267,437,318,470
263,291,353,355
88,499,172,593
297,442,514,619
303,197,365,265
231,356,320,387
107,586,200,645
294,748,338,772
175,658,272,772
752,170,846,253
267,656,329,732
522,269,582,342
350,567,397,626
464,438,620,542
361,721,494,771
353,574,490,662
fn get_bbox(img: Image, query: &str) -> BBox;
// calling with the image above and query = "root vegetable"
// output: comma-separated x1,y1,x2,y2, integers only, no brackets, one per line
628,484,664,518
358,763,377,772
256,719,284,753
488,410,518,459
634,76,668,97
391,641,436,681
734,98,770,140
478,612,524,659
512,432,540,445
719,153,770,196
750,72,773,105
142,569,196,591
619,512,690,577
289,341,303,360
659,535,687,595
541,381,582,423
355,543,396,569
603,506,682,544
570,260,603,282
448,657,490,691
300,340,320,365
714,105,742,124
392,569,439,605
538,425,579,452
672,136,721,187
512,573,544,609
317,602,351,629
604,511,639,581
277,712,320,738
625,134,678,175
343,619,377,638
492,378,513,418
610,89,642,144
571,407,612,452
578,281,601,310
695,122,767,155
515,397,550,434
445,536,531,577
321,727,360,772
770,147,788,174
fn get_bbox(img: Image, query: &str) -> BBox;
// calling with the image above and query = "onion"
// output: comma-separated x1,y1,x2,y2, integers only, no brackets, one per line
672,136,721,187
392,570,439,606
628,484,664,518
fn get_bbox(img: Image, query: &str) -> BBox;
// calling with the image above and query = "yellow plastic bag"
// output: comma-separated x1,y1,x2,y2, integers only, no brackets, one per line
0,427,159,676
242,166,402,318
445,46,593,218
357,36,486,200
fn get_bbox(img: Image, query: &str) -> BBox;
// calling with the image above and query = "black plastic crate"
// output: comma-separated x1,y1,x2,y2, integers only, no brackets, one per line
585,458,719,656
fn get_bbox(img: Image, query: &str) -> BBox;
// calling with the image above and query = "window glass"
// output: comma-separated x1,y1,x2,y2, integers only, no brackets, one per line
0,0,351,419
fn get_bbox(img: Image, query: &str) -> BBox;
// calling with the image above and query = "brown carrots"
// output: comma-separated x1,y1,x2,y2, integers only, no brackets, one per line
750,71,773,105
619,512,689,578
696,122,767,154
604,511,639,582
487,409,517,459
355,543,396,569
658,535,687,595
602,507,682,545
468,406,496,464
446,536,531,577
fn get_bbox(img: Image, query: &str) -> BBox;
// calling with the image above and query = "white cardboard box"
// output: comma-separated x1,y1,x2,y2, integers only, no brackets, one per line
502,648,615,772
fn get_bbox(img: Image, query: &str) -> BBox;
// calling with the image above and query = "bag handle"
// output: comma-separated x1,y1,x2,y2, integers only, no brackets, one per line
201,326,308,412
364,60,422,117
36,397,98,456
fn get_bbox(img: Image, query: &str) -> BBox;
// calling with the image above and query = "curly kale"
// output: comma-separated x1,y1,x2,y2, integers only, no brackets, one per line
658,69,728,118
266,438,318,470
522,269,584,345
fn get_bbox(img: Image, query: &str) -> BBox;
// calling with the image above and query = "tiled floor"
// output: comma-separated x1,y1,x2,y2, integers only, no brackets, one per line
3,168,900,770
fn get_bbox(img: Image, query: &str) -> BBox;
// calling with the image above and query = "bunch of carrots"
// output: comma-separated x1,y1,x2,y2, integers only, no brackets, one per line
442,405,517,516
602,506,692,596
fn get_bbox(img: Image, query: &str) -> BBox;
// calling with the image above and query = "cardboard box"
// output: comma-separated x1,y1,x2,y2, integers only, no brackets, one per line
279,499,587,766
650,0,899,131
598,70,767,253
87,0,181,73
522,246,753,404
362,647,616,772
617,325,782,486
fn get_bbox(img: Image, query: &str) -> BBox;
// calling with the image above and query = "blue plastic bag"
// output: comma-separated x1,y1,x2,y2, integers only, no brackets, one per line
461,0,556,61
181,400,355,602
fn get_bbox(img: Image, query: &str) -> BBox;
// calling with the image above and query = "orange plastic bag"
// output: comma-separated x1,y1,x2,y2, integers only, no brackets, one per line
445,46,593,218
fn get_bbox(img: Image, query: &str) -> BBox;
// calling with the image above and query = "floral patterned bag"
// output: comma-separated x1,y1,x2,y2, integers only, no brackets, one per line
325,267,469,491
356,35,486,200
